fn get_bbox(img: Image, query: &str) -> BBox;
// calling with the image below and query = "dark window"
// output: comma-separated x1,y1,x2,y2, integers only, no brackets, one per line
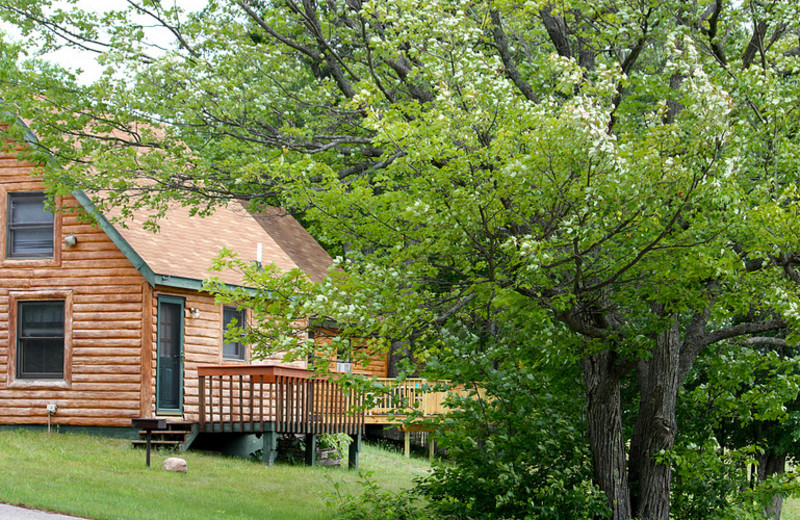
336,340,352,372
7,192,54,258
223,307,246,360
16,301,65,379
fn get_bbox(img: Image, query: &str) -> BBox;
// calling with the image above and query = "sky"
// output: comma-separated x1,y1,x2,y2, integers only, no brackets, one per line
1,0,198,84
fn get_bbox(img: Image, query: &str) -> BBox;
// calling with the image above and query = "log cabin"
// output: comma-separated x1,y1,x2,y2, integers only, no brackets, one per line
0,145,388,464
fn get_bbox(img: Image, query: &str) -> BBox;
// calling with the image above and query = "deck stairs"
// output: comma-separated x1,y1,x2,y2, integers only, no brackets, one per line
131,421,199,452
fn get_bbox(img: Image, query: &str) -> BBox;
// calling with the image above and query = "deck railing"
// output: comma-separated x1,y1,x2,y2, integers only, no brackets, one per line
198,365,364,435
365,378,470,422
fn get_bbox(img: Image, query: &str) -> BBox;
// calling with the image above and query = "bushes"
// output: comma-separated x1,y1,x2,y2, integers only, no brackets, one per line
412,347,609,520
417,396,609,520
329,471,427,520
331,364,608,520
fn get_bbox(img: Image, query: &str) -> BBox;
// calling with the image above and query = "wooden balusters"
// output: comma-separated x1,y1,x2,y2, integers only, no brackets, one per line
196,365,364,435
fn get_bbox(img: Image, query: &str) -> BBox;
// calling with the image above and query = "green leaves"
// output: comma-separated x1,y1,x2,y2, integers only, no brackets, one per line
4,1,800,515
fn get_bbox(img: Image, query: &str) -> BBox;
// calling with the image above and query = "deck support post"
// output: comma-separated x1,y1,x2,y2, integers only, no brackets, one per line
404,430,410,458
262,426,277,466
305,433,317,466
428,432,435,460
348,433,361,469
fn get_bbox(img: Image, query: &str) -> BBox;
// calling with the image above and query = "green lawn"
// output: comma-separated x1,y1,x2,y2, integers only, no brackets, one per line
0,430,429,520
783,499,800,520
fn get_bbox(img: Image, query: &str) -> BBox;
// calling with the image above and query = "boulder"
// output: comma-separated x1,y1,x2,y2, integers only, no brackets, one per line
162,457,187,473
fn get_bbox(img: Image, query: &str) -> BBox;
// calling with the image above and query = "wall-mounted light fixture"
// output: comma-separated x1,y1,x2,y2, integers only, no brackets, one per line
187,307,201,319
64,234,78,247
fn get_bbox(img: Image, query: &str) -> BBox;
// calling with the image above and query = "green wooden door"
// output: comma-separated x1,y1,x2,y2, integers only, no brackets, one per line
156,296,184,414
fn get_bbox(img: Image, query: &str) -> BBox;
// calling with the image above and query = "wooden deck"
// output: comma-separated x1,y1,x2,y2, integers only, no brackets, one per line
197,370,469,433
197,365,365,466
195,367,475,462
364,378,478,458
198,365,364,436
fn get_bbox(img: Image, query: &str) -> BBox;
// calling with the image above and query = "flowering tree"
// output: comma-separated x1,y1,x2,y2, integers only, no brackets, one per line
2,1,800,517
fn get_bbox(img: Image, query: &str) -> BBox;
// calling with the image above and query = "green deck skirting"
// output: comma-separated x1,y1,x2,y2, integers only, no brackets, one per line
202,422,276,434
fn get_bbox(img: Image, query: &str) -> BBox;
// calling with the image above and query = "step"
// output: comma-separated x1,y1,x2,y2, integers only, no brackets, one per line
164,421,194,428
131,421,199,452
138,429,192,436
131,439,184,447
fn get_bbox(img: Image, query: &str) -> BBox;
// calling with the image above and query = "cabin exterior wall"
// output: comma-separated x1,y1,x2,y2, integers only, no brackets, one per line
0,152,148,427
313,326,389,379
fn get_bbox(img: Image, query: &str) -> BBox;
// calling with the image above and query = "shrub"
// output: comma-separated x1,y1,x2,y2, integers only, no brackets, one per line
414,354,610,520
329,471,427,520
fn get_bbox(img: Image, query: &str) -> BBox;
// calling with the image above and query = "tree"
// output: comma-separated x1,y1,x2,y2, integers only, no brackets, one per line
673,338,800,520
2,1,800,518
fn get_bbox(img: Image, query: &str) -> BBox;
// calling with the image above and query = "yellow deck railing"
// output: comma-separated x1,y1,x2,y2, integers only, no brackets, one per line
364,378,471,424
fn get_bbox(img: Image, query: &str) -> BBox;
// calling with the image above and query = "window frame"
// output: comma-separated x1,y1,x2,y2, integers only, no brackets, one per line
7,290,73,388
6,191,55,259
336,342,353,373
16,300,65,380
222,306,247,361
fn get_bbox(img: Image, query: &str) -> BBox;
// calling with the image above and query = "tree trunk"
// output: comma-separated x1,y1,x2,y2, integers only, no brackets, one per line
582,351,632,519
387,339,413,377
628,315,680,520
757,451,786,520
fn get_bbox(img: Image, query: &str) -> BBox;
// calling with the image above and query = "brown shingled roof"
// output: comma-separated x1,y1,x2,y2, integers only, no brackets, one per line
14,117,332,287
252,208,333,283
107,201,328,287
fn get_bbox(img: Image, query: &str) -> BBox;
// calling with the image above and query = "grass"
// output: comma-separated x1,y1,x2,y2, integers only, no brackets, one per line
784,499,800,520
0,430,430,520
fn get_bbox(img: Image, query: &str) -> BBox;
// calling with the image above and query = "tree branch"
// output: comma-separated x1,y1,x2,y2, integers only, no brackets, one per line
489,10,540,103
359,18,395,103
580,183,698,294
678,304,715,382
540,6,572,58
0,2,117,56
236,1,323,61
700,1,727,66
125,0,200,59
382,57,434,103
742,20,767,69
703,318,786,346
284,0,359,97
741,337,789,347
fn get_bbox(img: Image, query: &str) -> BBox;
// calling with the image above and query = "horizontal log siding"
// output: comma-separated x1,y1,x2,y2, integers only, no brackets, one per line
314,327,389,378
351,353,388,378
0,156,146,427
